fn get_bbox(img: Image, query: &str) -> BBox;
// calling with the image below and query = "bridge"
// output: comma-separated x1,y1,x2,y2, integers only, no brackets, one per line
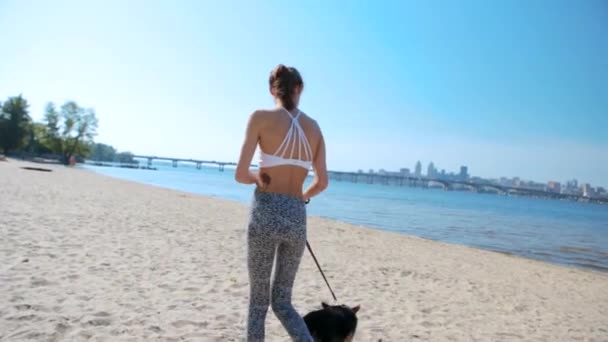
327,171,606,203
125,156,604,204
133,155,240,171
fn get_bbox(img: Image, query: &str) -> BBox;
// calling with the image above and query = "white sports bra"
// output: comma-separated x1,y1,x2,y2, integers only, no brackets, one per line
258,108,313,170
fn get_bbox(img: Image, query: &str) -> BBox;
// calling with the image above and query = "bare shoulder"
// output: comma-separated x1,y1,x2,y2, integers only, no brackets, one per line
300,111,319,126
300,111,322,134
249,109,274,126
251,109,269,119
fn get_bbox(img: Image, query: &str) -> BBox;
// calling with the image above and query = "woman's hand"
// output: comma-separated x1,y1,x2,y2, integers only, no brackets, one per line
256,172,271,191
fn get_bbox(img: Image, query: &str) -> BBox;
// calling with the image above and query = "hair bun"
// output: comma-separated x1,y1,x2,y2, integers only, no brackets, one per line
275,64,288,76
269,64,304,110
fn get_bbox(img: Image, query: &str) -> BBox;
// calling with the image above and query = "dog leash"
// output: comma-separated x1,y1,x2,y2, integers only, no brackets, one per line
305,198,338,302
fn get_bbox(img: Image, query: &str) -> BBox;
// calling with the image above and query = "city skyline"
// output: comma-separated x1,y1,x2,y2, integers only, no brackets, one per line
1,1,606,186
126,149,608,190
362,160,607,194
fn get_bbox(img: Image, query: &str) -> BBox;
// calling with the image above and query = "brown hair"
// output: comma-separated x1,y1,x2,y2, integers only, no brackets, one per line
269,64,303,110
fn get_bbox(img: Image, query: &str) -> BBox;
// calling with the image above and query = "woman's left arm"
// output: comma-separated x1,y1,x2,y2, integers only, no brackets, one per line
235,112,260,184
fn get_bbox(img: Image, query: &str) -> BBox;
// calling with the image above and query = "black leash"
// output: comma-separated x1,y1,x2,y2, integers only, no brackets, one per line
306,240,338,302
305,198,338,302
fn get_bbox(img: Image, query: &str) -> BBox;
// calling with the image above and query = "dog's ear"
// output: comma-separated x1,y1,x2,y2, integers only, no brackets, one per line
351,305,360,314
321,302,329,309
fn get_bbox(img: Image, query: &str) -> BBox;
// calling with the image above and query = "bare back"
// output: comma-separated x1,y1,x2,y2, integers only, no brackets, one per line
257,108,322,198
236,106,327,201
255,108,323,198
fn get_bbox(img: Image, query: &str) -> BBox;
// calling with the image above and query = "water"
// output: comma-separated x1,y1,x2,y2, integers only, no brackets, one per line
84,162,608,272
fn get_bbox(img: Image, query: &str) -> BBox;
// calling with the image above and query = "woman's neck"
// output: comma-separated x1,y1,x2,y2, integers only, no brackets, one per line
276,103,299,113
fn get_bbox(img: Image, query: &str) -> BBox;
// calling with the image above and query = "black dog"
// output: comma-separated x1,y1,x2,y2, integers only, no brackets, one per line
304,302,360,342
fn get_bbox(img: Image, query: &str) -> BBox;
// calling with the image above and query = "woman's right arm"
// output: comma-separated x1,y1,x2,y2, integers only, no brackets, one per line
303,130,328,200
235,112,260,185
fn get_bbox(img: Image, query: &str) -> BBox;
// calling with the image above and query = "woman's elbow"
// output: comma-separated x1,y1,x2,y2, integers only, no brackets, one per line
317,177,329,191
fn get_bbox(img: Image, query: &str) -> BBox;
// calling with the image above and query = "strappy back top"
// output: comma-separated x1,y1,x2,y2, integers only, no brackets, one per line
258,108,313,170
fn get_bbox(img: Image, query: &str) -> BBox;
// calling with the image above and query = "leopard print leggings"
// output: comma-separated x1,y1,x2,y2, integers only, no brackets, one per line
246,190,313,342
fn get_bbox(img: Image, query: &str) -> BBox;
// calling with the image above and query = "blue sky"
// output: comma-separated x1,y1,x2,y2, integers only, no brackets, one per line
1,0,607,186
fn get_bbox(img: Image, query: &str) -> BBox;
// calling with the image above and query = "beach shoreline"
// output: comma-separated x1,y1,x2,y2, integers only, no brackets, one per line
1,160,607,341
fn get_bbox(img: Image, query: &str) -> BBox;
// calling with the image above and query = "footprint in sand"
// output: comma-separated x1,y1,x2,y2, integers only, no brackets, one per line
158,283,172,290
229,282,247,290
53,322,70,338
8,314,40,322
149,325,163,333
9,295,25,303
420,307,434,314
85,317,112,326
78,330,93,339
14,304,32,310
83,312,112,326
30,277,53,287
193,304,208,311
171,320,209,329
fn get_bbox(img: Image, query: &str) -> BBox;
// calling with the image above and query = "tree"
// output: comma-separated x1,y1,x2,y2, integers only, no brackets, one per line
43,101,99,164
25,122,53,154
115,151,135,164
0,95,32,153
89,143,117,161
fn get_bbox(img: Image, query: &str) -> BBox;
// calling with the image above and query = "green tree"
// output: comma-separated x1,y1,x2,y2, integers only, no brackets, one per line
24,122,53,154
89,143,117,161
0,95,32,153
43,101,99,164
116,151,135,164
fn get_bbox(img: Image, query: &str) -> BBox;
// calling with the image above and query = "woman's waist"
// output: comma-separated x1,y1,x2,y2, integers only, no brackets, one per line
256,184,304,199
254,188,306,204
255,169,308,199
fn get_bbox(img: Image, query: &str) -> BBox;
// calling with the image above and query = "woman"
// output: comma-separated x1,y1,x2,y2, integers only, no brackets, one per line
235,64,328,341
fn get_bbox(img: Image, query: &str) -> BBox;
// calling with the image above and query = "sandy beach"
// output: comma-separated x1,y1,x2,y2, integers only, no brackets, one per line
1,160,607,341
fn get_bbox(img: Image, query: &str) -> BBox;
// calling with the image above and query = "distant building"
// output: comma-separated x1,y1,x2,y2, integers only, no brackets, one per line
582,184,594,198
368,169,375,174
399,168,410,176
357,169,364,174
427,162,436,178
546,181,561,193
415,161,422,177
378,169,387,175
513,177,522,188
499,177,511,186
528,181,545,191
562,179,582,195
566,179,578,191
459,166,469,180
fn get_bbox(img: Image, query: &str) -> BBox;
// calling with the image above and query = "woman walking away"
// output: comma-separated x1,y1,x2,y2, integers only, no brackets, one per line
235,64,329,341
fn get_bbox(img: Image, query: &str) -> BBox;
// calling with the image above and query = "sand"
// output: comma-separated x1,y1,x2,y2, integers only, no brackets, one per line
1,160,607,341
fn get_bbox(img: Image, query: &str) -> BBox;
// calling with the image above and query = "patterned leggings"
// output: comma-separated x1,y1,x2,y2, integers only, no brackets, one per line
246,191,313,342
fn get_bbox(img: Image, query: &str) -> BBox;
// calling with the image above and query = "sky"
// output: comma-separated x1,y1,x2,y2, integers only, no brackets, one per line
1,0,607,186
